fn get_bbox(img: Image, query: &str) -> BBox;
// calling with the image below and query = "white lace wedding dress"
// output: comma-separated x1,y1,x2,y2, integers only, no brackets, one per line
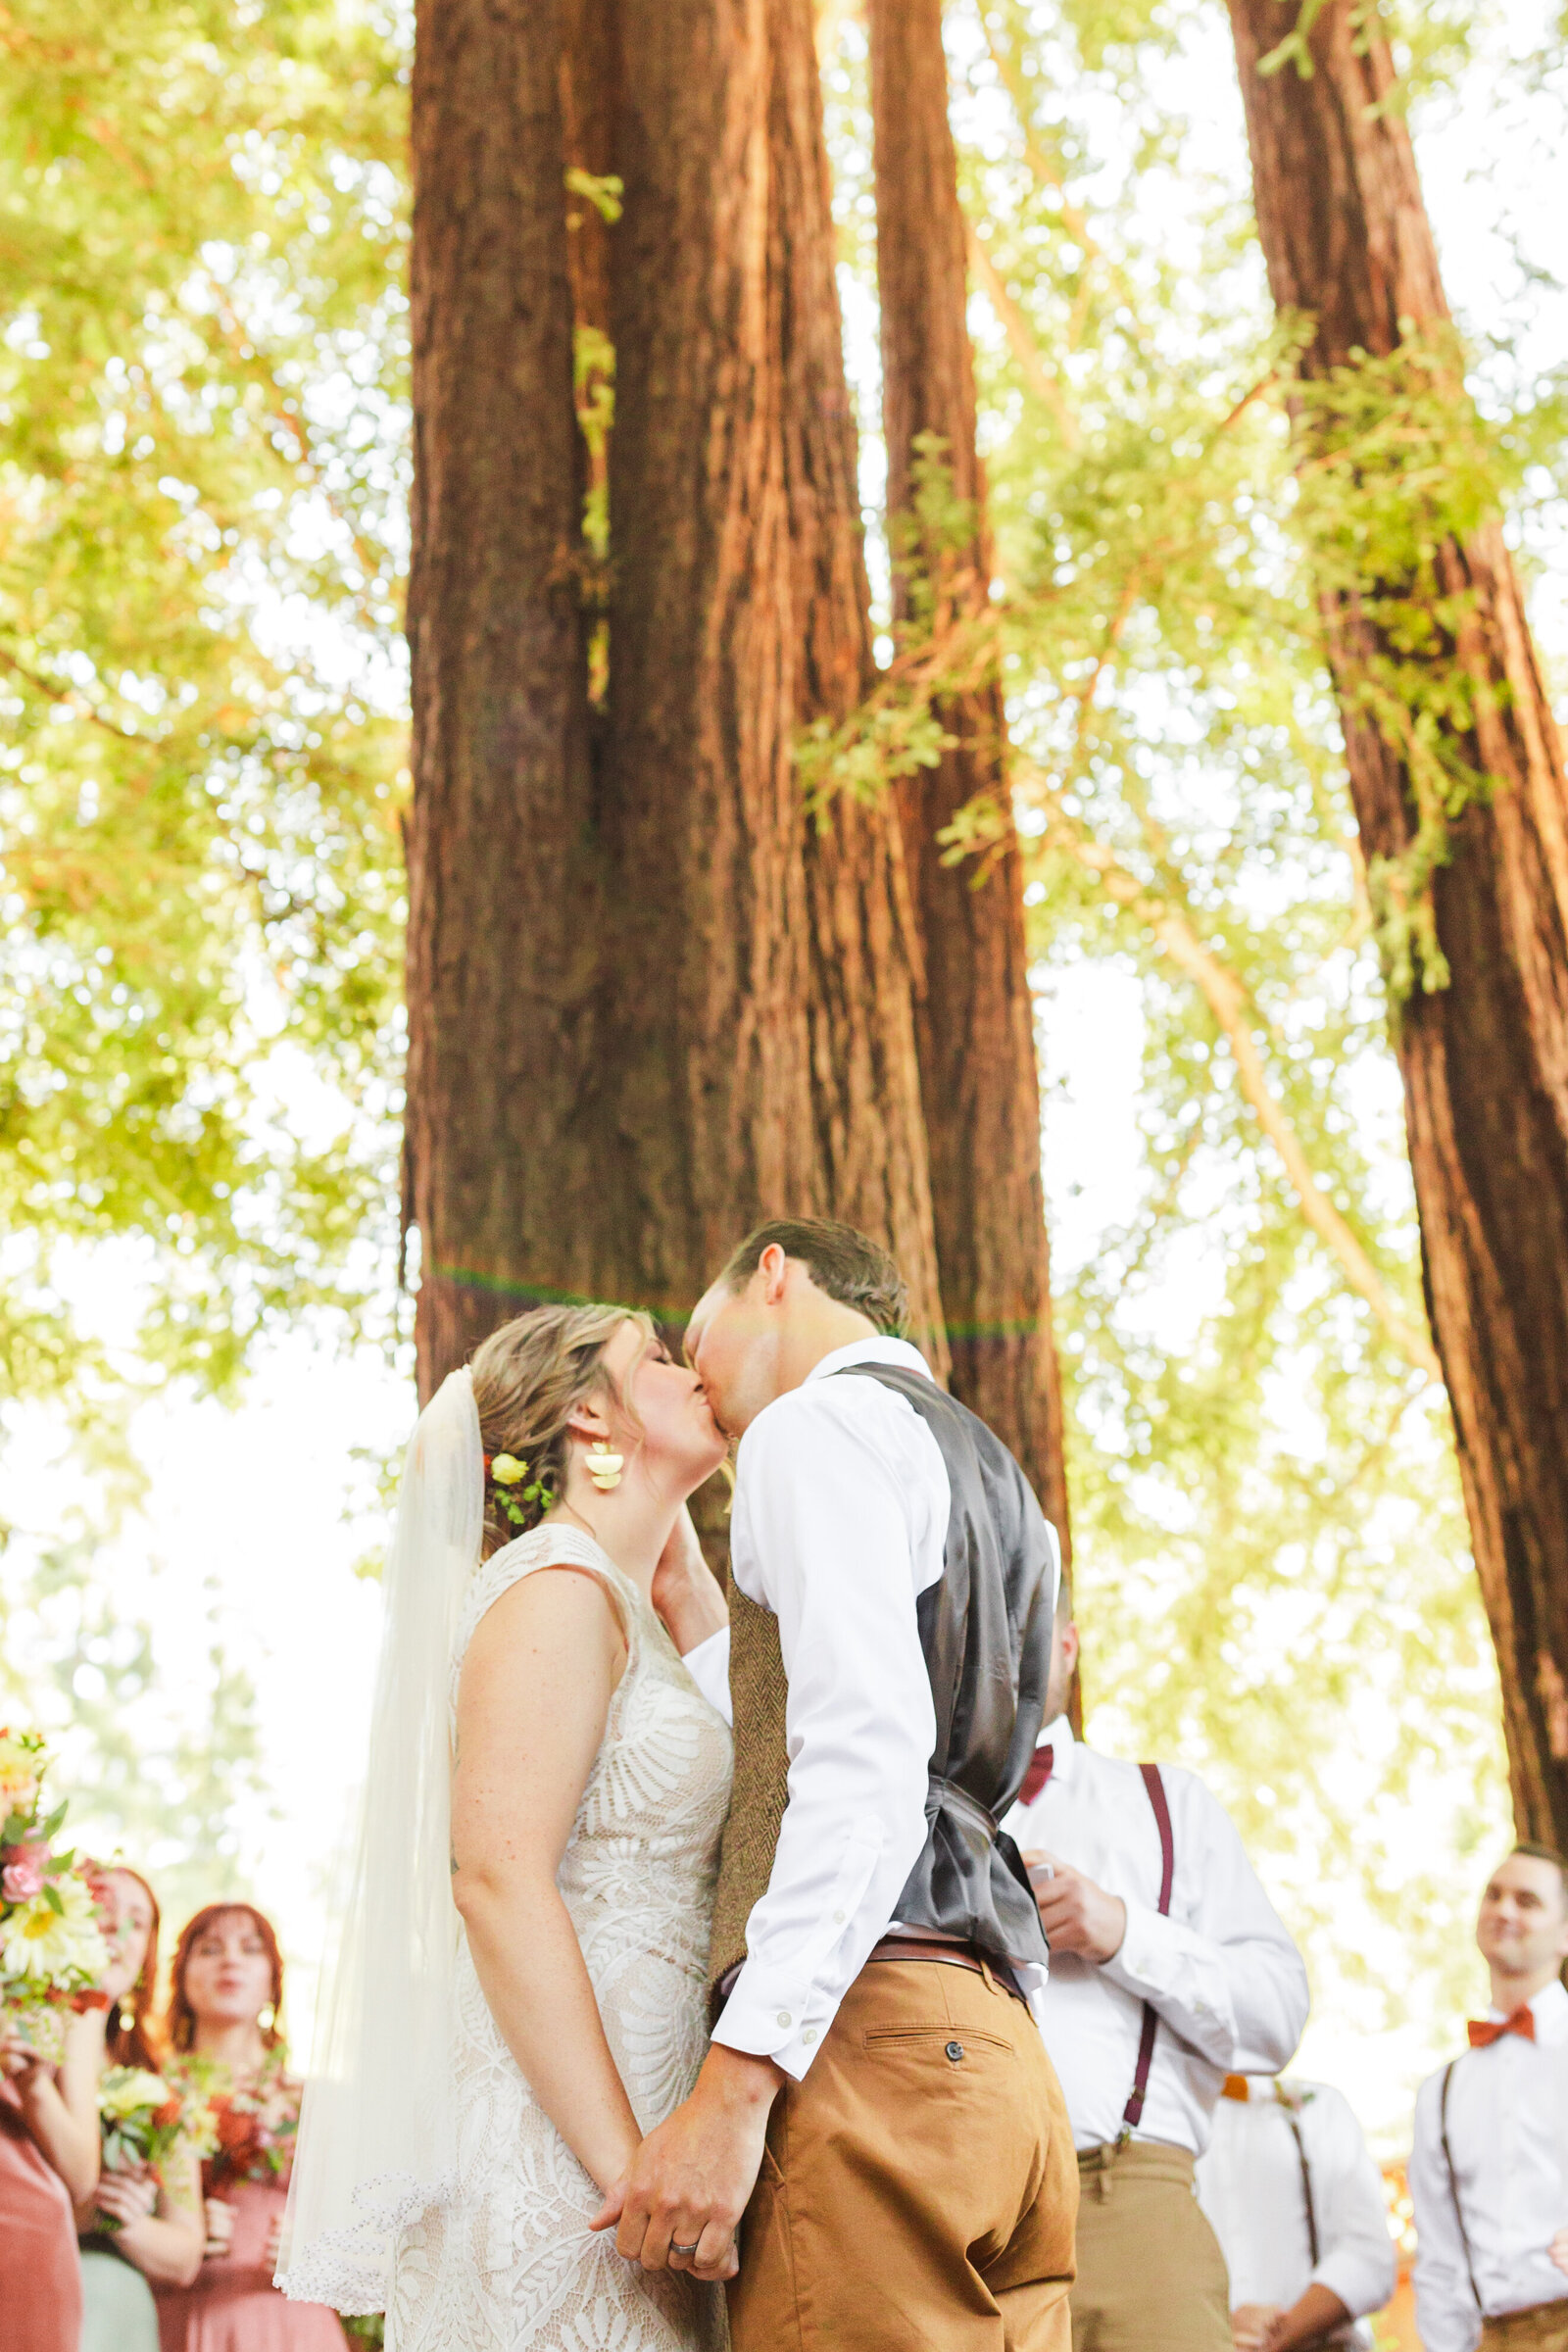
389,1527,733,2352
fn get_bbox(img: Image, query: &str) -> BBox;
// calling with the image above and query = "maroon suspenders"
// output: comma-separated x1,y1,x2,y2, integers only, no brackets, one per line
1117,1762,1174,2143
1439,2059,1485,2314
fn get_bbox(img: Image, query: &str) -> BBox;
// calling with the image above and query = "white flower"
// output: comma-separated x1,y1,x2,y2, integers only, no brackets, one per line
98,2067,172,2122
1,1872,108,1987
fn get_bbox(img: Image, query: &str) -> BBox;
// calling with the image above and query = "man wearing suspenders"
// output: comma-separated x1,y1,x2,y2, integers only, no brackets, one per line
1409,1844,1568,2352
1002,1579,1309,2352
1195,2072,1394,2348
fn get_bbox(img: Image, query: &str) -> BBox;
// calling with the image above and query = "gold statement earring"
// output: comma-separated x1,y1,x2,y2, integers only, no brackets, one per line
587,1440,623,1493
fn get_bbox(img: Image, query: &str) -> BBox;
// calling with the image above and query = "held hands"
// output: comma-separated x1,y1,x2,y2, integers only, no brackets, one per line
94,2162,159,2230
204,2198,236,2261
1232,2307,1285,2352
1023,1849,1128,1964
590,2044,782,2283
651,1506,728,1659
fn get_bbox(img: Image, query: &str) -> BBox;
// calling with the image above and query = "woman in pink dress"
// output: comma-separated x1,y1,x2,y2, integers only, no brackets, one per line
155,1903,345,2352
0,1998,104,2352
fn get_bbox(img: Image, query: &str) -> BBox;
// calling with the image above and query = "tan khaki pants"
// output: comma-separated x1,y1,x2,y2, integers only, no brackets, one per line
1069,2142,1231,2352
1483,2305,1568,2351
727,1957,1078,2352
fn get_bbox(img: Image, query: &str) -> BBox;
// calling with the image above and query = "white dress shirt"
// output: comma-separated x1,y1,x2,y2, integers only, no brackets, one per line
1001,1717,1308,2153
1409,1979,1568,2352
1195,2077,1395,2340
686,1338,952,2082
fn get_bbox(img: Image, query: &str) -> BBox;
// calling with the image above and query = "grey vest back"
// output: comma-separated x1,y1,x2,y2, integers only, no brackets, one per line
833,1364,1056,1968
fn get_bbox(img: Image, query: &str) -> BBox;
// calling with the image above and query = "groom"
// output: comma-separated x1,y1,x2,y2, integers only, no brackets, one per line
599,1217,1079,2349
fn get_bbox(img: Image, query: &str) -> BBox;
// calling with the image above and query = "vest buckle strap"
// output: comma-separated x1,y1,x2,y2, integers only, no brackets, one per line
929,1775,1000,1839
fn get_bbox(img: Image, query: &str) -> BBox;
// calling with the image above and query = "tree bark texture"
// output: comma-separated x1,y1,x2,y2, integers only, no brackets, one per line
1229,0,1568,1841
601,0,947,1350
405,0,599,1398
868,0,1068,1536
770,0,950,1366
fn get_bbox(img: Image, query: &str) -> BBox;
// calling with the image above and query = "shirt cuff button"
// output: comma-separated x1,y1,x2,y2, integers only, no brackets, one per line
777,2012,792,2028
802,2029,816,2046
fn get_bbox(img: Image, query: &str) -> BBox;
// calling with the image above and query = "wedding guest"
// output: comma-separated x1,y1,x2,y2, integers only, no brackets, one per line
1002,1574,1310,2352
1409,1844,1568,2352
0,1994,103,2352
78,1865,204,2350
158,1901,345,2351
1195,2071,1395,2348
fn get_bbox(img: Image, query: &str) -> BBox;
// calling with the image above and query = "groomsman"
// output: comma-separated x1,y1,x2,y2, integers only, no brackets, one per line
1002,1577,1310,2352
1195,2071,1395,2348
1409,1844,1568,2352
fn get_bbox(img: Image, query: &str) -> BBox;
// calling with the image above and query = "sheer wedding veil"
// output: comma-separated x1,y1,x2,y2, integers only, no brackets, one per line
278,1366,483,2313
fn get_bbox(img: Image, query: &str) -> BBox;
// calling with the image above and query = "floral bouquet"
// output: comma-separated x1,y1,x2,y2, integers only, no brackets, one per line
96,2065,218,2222
193,2045,301,2191
0,1727,111,2064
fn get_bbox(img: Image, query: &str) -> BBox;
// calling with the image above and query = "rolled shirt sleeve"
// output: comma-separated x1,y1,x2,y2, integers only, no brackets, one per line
710,1372,945,2082
1100,1776,1309,2076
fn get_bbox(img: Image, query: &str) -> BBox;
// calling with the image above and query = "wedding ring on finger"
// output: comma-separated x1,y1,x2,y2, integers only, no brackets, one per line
670,2241,700,2258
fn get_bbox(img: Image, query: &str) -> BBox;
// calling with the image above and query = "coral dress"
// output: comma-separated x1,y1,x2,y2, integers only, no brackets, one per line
156,2064,345,2352
0,2078,82,2352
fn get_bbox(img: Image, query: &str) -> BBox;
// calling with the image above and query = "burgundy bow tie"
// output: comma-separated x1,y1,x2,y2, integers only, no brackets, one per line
1018,1743,1054,1805
1467,2006,1536,2048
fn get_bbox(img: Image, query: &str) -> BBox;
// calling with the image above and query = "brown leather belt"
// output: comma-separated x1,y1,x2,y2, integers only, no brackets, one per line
867,1935,1028,2003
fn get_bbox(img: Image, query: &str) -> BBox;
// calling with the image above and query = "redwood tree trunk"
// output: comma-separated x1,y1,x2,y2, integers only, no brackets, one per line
867,0,1068,1532
771,0,950,1364
1229,0,1568,1842
404,0,599,1398
408,0,949,1409
600,0,947,1348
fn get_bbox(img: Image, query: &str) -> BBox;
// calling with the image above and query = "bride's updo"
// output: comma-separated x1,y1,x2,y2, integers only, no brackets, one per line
469,1302,654,1556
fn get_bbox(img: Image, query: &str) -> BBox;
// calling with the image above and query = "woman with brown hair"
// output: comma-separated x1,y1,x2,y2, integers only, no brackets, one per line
157,1900,345,2351
77,1865,205,2350
279,1303,734,2349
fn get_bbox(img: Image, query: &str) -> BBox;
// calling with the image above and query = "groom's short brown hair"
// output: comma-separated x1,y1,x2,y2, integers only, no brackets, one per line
717,1218,910,1337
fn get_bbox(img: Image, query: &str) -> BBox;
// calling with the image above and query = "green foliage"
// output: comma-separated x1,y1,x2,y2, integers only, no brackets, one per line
1290,332,1513,1001
0,0,412,1419
818,0,1540,2082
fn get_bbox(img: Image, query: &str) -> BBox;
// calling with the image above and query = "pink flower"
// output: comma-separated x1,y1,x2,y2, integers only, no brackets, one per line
2,1845,51,1903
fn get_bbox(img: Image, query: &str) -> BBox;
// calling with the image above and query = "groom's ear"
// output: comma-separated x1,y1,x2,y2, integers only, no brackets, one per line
758,1244,792,1305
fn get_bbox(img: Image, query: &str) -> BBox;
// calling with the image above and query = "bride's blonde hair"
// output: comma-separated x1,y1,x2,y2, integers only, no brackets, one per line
469,1302,654,1556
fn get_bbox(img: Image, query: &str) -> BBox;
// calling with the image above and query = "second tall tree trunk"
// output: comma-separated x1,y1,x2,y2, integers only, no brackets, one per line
1229,0,1568,1843
868,0,1069,1540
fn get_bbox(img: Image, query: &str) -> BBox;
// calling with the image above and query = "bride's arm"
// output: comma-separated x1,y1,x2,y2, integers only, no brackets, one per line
450,1566,642,2196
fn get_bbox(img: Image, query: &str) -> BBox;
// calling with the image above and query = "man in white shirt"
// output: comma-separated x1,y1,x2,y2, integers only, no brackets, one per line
1195,2072,1395,2348
1409,1844,1568,2352
1003,1579,1310,2352
601,1218,1078,2350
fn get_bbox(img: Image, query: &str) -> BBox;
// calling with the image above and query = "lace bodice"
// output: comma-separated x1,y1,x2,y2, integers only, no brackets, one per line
392,1525,733,2351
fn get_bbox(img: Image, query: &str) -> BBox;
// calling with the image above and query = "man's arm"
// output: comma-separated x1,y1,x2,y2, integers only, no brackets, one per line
1304,2087,1396,2323
599,1381,941,2276
1409,2072,1483,2352
1094,1776,1307,2072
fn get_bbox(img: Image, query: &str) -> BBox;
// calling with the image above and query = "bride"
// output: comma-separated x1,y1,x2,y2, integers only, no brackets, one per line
279,1303,734,2349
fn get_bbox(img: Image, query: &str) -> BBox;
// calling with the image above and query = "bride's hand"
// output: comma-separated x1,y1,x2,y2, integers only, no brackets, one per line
651,1507,728,1657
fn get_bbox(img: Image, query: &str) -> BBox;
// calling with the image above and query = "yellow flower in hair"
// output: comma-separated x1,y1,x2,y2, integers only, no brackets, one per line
489,1454,526,1486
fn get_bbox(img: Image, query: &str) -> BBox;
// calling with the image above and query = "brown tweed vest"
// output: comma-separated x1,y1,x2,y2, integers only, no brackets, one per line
707,1363,1057,2000
708,1582,790,1992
